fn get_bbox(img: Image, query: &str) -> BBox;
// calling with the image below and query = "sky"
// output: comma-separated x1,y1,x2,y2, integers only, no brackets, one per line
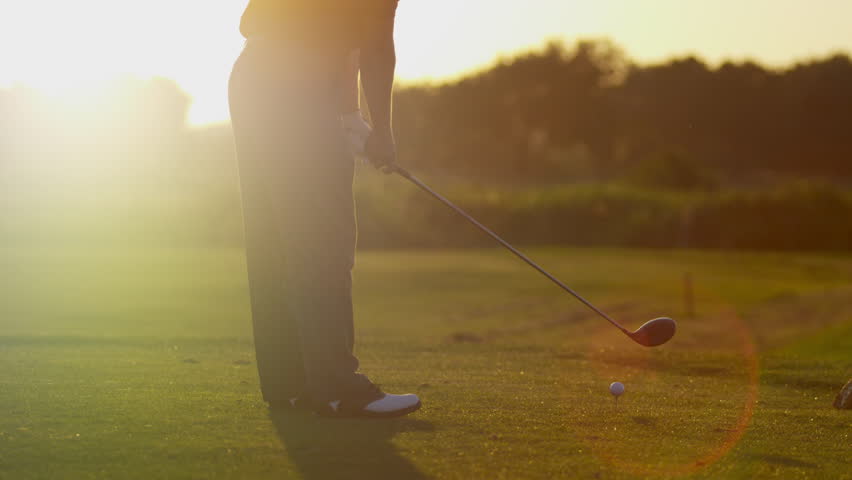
1,0,850,125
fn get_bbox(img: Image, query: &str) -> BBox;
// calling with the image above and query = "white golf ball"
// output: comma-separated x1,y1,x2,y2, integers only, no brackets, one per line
609,382,625,397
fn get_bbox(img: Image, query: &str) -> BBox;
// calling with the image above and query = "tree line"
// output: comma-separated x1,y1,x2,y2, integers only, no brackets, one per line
1,40,850,250
393,40,852,184
2,39,850,185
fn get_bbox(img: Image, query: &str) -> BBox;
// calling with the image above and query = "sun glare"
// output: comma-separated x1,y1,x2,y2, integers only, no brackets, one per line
0,0,247,124
1,0,850,125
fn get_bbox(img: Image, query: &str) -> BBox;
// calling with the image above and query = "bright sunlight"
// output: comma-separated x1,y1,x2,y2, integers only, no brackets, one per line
2,2,851,479
2,0,851,124
0,0,852,124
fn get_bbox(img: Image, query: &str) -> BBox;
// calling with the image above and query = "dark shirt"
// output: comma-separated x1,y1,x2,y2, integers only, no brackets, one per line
240,0,398,50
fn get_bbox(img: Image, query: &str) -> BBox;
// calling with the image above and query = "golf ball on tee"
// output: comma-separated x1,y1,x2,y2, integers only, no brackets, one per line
610,382,625,397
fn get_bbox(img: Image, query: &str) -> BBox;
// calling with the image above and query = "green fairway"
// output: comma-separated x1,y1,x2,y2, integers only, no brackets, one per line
1,246,850,479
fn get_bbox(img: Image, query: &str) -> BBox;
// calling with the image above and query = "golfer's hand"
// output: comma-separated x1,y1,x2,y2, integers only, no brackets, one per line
364,129,397,174
341,110,372,162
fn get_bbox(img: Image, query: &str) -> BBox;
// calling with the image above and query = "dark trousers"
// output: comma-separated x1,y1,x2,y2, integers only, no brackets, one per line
228,40,359,404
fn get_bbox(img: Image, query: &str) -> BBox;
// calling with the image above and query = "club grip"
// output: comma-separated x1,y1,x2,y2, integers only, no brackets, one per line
392,165,413,180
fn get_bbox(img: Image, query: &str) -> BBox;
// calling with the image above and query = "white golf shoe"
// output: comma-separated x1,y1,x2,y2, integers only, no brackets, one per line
327,393,421,418
319,374,422,418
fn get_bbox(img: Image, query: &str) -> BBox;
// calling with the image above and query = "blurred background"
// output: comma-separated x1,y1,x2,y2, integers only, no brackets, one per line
1,0,851,251
2,5,850,477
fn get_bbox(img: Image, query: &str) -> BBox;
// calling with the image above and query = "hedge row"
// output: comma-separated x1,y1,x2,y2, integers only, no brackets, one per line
2,180,849,251
354,180,852,251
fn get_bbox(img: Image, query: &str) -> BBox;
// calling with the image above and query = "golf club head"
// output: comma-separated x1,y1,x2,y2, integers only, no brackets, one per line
628,317,677,347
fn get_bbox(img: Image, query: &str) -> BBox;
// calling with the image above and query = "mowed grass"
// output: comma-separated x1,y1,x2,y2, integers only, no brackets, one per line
0,246,850,479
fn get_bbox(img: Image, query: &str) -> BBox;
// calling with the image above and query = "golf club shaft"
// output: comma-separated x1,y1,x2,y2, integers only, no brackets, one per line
393,166,629,335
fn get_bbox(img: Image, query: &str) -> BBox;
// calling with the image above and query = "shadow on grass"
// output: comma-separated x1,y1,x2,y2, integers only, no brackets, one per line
271,410,434,479
757,454,818,469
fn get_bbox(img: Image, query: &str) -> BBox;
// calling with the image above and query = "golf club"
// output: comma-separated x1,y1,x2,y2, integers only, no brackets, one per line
393,165,676,347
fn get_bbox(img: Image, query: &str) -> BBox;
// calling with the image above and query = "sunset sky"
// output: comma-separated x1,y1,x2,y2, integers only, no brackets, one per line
1,0,850,125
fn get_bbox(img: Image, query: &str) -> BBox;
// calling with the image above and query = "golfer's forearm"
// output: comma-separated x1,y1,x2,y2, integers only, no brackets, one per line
340,50,361,114
360,36,396,133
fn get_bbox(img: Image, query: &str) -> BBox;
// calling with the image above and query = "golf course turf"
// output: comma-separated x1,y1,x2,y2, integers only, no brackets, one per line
1,246,850,479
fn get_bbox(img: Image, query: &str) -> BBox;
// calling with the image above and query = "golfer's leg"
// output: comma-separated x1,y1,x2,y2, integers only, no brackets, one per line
239,169,306,404
276,136,360,404
280,166,422,417
230,43,362,407
229,48,307,406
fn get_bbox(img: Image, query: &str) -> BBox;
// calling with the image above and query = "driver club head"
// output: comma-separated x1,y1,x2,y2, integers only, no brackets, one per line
628,317,677,347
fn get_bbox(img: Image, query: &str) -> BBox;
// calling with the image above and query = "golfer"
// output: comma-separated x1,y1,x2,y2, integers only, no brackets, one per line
228,0,420,418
